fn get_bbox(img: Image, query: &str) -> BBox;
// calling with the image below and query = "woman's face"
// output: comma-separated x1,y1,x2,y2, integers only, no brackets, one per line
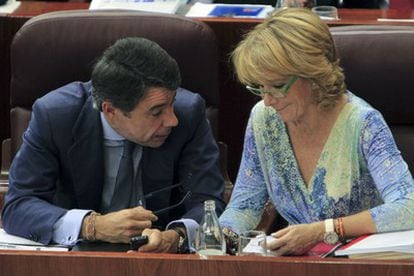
260,75,314,124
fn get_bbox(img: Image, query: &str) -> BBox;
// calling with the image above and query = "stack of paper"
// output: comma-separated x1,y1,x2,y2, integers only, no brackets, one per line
186,3,274,18
335,229,414,259
0,229,68,251
89,0,187,14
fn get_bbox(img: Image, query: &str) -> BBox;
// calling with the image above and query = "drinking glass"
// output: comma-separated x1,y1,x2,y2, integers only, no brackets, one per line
311,5,339,19
238,230,267,256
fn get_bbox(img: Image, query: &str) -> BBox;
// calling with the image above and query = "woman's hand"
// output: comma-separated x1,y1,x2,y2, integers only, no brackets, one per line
267,222,324,256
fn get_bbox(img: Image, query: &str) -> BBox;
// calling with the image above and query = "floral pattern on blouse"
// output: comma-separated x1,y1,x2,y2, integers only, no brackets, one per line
219,92,414,234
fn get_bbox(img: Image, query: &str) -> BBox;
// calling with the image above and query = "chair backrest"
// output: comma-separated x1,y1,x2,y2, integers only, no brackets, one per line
331,25,414,171
9,10,219,157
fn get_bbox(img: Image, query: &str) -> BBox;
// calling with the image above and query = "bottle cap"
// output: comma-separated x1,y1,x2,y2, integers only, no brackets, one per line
204,200,216,210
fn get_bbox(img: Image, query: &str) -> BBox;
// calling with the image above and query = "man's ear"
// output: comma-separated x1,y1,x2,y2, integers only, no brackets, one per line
101,101,117,120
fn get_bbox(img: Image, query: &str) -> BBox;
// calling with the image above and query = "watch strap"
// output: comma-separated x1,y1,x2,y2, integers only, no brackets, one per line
325,218,335,233
324,218,339,245
171,227,187,253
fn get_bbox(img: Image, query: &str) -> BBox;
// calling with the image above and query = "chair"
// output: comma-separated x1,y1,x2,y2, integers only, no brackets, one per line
2,10,233,205
331,25,414,172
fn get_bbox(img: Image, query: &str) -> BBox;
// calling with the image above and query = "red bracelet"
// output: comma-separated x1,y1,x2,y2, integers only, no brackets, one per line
334,217,345,239
338,217,345,238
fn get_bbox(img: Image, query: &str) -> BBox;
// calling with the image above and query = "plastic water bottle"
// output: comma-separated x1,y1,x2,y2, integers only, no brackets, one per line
195,200,226,256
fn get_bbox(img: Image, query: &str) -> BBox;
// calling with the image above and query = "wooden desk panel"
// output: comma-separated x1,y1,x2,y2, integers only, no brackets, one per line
1,250,414,276
12,1,88,16
1,4,414,180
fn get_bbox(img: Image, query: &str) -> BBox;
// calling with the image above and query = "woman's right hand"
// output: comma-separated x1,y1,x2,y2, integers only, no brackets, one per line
267,222,324,256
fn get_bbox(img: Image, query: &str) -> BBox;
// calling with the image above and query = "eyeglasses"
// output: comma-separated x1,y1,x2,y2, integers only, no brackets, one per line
246,76,298,98
150,191,191,216
144,173,192,216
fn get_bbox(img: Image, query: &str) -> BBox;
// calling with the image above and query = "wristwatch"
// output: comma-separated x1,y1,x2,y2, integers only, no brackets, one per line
323,219,339,245
171,227,187,254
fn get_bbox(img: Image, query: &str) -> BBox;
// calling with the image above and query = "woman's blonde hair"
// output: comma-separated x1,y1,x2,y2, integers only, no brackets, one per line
232,8,345,109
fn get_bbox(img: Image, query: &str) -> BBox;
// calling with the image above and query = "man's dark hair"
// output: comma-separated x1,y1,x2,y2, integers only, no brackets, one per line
91,37,181,113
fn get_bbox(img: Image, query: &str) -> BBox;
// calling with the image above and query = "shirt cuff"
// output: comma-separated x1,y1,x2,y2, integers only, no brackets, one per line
166,218,198,253
52,209,92,246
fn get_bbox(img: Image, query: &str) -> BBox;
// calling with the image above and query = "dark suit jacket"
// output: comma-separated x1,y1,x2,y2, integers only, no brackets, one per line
2,81,225,244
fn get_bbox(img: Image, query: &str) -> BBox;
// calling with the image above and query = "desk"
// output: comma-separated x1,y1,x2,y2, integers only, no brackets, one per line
1,4,414,180
1,250,414,275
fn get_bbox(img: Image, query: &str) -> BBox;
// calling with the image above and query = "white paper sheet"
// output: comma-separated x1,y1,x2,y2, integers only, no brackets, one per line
335,229,414,256
0,229,69,251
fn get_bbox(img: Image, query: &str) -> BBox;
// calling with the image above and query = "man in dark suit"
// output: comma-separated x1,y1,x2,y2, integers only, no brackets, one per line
1,37,225,253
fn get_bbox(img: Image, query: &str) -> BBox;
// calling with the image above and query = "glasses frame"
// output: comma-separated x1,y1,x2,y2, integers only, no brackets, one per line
246,75,298,98
144,173,193,216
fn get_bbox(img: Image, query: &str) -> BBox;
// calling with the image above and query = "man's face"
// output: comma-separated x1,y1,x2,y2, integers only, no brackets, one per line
103,87,178,148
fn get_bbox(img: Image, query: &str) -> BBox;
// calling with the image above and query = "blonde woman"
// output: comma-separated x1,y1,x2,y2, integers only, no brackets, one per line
220,8,414,255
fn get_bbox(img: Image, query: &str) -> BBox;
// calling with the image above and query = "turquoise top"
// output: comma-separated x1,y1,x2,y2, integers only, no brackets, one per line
220,93,414,233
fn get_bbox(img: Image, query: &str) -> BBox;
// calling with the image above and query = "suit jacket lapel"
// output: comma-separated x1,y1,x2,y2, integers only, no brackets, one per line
141,146,175,223
68,96,104,210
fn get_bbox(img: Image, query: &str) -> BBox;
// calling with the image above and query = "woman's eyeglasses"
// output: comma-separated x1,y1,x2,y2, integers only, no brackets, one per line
246,75,298,98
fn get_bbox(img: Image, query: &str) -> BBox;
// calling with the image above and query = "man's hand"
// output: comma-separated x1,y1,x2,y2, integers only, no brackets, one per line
267,222,324,256
136,228,180,253
83,206,158,243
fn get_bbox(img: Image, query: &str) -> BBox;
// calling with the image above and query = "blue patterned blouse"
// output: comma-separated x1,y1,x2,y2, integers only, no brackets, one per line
219,92,414,234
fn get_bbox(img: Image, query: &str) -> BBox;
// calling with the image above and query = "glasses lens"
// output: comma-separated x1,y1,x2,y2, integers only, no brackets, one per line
246,76,298,98
269,76,298,98
269,90,285,98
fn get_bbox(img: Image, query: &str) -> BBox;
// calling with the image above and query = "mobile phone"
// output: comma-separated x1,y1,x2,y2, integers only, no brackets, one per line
130,235,149,250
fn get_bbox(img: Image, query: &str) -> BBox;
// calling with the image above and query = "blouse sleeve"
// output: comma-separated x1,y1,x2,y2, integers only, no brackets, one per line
219,109,269,234
361,110,414,232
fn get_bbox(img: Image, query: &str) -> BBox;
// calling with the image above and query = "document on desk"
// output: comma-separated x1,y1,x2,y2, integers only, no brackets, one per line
186,3,274,19
0,229,69,251
244,236,339,257
89,0,187,14
335,229,414,257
